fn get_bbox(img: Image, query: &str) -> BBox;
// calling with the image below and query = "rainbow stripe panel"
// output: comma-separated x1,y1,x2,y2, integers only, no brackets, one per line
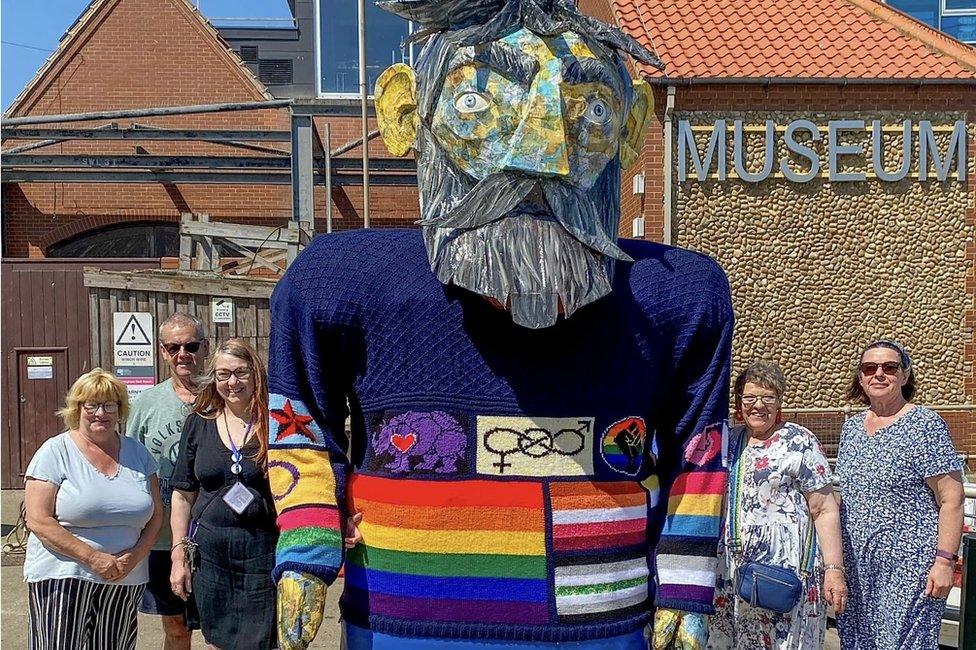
344,475,549,625
549,481,650,623
656,470,725,604
268,445,343,574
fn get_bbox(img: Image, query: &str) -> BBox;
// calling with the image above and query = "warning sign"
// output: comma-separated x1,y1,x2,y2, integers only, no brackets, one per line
211,297,234,324
113,312,156,398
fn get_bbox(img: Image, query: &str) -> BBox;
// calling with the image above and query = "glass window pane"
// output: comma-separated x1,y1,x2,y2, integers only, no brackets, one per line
945,0,976,11
319,0,410,94
48,223,176,258
888,0,940,26
942,15,976,41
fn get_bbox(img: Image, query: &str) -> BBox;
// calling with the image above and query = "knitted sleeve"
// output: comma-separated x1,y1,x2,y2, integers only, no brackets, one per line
267,272,357,585
652,261,734,614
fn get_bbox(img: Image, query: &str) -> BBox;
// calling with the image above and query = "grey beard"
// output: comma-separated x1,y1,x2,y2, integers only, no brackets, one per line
425,215,613,329
415,126,623,329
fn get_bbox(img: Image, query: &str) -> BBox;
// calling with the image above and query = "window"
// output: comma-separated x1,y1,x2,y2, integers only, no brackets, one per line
944,0,976,11
888,0,941,26
48,222,179,258
317,0,412,96
942,15,976,40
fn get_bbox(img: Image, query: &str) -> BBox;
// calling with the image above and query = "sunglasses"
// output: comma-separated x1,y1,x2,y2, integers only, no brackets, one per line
163,341,203,356
860,361,902,376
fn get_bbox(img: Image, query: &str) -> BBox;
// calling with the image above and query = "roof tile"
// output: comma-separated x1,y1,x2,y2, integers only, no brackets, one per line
612,0,976,79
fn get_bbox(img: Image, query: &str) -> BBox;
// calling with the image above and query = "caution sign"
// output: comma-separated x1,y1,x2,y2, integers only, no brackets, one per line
113,312,156,398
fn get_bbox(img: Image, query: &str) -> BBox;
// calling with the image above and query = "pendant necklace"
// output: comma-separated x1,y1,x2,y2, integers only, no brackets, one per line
224,410,252,477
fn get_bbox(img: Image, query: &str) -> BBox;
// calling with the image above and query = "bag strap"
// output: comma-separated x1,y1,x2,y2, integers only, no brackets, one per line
728,426,817,576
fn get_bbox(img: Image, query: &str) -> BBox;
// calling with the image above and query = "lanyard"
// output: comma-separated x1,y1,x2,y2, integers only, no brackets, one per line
228,420,252,478
727,427,817,576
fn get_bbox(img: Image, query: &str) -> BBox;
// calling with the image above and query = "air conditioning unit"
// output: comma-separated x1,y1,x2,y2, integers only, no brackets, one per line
632,217,645,238
632,172,645,195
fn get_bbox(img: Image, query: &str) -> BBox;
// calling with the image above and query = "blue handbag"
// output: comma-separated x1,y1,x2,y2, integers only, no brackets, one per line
735,561,804,613
727,427,815,614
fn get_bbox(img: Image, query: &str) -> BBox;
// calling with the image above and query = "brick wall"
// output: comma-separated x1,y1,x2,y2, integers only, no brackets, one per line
2,0,417,257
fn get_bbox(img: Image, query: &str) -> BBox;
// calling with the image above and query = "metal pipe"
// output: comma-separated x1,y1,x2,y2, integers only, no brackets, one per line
2,99,292,126
331,129,380,158
325,122,333,234
358,0,371,229
662,86,676,246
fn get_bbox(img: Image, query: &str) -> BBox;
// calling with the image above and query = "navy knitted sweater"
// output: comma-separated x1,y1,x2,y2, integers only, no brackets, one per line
267,228,732,643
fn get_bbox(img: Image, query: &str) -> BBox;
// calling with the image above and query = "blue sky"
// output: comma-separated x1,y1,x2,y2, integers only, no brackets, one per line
1,0,292,111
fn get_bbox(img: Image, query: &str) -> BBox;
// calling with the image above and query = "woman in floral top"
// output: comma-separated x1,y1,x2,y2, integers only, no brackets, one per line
707,362,848,649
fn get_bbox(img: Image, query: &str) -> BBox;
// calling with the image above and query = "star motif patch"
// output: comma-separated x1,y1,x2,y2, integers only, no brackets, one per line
270,399,316,442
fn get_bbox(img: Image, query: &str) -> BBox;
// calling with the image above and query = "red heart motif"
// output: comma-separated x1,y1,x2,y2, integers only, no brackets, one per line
390,432,417,453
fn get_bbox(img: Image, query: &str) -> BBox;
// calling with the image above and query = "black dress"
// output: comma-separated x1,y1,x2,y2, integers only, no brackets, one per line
170,413,278,649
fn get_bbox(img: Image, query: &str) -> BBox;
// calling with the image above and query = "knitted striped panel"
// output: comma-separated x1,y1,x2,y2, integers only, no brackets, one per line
268,394,344,583
655,423,728,611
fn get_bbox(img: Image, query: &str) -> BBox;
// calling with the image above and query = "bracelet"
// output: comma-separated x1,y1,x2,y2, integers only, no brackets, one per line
824,564,845,574
935,550,959,563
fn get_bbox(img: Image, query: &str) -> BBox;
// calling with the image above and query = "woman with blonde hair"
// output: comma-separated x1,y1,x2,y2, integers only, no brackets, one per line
24,368,162,649
168,339,277,649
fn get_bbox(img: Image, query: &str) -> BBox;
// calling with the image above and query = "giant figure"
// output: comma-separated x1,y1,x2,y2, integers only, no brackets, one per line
267,1,733,648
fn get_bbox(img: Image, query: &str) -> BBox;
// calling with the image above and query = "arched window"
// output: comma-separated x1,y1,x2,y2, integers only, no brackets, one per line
47,222,180,258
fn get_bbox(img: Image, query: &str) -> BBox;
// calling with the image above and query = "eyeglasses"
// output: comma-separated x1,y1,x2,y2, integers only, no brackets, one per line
214,368,253,382
82,402,119,414
740,395,779,406
163,341,203,356
860,361,902,376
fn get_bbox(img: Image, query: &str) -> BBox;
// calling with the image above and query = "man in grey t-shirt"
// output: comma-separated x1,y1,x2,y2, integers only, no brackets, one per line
127,312,208,650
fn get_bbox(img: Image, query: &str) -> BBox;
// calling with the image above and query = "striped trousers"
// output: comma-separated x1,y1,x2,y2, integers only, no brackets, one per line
28,578,144,650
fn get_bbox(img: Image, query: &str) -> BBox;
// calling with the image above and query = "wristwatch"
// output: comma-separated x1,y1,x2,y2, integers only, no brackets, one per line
935,549,959,563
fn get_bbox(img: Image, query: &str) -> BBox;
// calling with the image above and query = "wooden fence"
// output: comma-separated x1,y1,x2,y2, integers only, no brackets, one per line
84,268,276,378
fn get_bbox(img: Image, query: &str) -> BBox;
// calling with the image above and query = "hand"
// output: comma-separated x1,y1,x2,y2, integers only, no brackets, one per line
169,550,193,601
87,550,123,582
113,551,137,580
652,608,708,650
925,558,954,598
278,570,328,650
344,512,363,549
823,569,849,615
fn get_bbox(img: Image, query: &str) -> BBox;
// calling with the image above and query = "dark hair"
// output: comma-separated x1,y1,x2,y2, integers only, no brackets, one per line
733,361,787,413
844,339,917,405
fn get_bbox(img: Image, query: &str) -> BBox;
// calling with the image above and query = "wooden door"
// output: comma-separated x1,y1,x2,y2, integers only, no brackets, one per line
16,349,70,479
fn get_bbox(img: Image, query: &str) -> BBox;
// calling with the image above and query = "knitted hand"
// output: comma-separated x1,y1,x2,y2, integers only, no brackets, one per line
278,570,328,650
652,608,708,650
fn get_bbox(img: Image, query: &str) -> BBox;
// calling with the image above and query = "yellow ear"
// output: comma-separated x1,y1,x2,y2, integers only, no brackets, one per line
375,63,419,157
620,79,653,169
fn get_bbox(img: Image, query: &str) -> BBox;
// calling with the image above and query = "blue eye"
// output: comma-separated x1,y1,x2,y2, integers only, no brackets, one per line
454,92,490,114
583,98,612,125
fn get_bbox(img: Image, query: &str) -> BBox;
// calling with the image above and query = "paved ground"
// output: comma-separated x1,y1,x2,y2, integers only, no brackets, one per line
1,489,840,648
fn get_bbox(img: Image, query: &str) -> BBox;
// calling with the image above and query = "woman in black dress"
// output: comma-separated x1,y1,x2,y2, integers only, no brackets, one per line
169,339,276,649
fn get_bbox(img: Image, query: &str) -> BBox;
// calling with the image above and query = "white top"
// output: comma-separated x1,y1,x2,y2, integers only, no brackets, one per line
23,432,158,585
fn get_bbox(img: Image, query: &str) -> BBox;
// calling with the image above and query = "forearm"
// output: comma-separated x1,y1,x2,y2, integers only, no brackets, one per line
128,507,163,562
29,517,99,566
169,490,197,547
935,500,964,557
811,507,844,567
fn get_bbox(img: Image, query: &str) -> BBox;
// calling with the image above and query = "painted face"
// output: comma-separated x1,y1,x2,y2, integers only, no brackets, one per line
213,353,255,408
858,347,907,404
739,382,780,437
430,28,624,189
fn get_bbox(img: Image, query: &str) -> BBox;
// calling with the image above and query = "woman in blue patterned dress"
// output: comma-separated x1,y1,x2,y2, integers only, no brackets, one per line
836,340,964,650
708,361,848,649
